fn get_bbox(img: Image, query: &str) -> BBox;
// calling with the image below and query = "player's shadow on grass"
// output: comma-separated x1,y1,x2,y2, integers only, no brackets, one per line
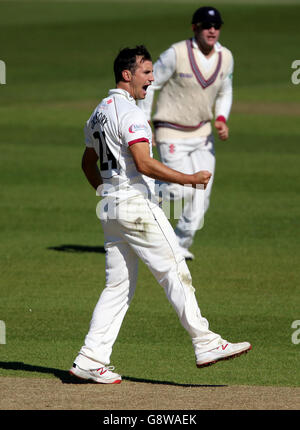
0,361,226,388
48,244,105,254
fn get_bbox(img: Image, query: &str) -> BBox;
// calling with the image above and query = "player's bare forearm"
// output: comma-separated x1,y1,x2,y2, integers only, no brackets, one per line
82,163,103,190
81,147,103,190
130,141,211,188
139,157,199,186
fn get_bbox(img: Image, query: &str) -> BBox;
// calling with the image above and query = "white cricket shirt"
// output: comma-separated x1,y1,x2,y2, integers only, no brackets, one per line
84,89,156,202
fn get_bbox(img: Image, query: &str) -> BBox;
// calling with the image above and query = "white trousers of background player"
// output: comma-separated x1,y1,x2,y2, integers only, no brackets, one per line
74,195,221,369
157,135,215,250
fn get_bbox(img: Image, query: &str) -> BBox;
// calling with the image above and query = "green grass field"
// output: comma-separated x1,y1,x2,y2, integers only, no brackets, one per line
0,0,299,388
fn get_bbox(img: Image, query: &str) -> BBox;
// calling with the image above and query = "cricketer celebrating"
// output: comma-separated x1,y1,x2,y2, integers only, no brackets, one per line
138,6,233,260
69,46,251,384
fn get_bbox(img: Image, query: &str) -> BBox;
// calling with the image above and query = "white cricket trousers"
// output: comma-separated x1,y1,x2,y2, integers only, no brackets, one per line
74,195,221,369
157,135,216,249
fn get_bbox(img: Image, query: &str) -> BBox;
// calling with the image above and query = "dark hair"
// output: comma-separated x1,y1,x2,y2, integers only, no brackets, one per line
113,45,152,84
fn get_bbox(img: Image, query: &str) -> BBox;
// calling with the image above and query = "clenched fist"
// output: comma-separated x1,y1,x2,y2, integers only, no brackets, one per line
192,170,212,189
214,120,229,141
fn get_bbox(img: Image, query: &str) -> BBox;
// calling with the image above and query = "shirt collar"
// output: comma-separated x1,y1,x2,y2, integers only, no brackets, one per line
192,37,222,52
108,88,136,103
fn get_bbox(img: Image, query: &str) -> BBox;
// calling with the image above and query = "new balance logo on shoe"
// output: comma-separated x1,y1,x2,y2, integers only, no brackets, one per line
69,363,122,384
196,340,252,368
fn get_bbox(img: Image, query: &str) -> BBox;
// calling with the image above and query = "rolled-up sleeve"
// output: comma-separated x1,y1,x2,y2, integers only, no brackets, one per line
122,110,150,147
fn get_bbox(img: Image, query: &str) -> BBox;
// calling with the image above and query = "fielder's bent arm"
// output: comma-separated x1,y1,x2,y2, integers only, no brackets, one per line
130,141,211,189
81,147,103,190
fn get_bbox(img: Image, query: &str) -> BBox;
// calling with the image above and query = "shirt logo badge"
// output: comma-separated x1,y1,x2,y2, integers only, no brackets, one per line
129,124,147,133
179,72,193,78
169,144,175,154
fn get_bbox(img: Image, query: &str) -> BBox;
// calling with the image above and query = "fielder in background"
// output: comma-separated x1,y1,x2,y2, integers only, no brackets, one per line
138,6,233,260
69,46,251,384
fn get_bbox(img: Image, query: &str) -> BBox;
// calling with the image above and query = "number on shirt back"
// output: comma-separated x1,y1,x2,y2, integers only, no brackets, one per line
93,130,117,172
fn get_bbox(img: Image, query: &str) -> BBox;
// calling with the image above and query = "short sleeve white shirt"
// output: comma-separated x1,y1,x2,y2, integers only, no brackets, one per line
84,89,156,201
